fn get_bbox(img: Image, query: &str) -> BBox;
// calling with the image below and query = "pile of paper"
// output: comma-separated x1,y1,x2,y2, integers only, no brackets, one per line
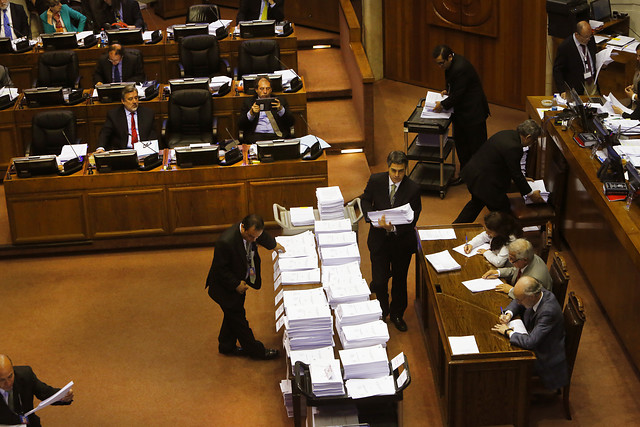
275,231,317,258
316,186,345,220
338,320,389,349
286,345,335,373
424,250,461,273
524,180,550,204
324,278,371,308
289,207,316,226
309,359,346,397
279,379,293,417
366,203,414,225
316,231,357,247
418,228,456,241
345,376,396,399
335,300,382,326
276,269,321,286
321,261,363,285
339,344,390,380
319,243,361,266
282,288,334,350
315,218,352,234
420,90,452,119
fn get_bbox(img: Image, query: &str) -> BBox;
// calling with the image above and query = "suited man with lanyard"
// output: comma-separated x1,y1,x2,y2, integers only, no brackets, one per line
97,84,156,151
237,0,284,22
0,354,74,426
492,277,569,390
360,151,422,332
205,214,285,360
553,20,598,96
238,77,294,143
93,43,145,85
0,0,30,39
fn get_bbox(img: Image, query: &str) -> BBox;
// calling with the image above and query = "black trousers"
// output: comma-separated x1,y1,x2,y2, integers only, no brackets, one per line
453,120,488,170
217,294,265,357
243,132,278,144
453,192,511,224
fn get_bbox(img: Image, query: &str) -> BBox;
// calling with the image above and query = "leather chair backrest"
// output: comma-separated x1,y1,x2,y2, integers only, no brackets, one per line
168,89,212,135
237,39,280,77
563,292,585,379
31,110,77,156
186,4,220,24
545,142,569,212
550,251,570,308
180,34,220,78
37,50,79,88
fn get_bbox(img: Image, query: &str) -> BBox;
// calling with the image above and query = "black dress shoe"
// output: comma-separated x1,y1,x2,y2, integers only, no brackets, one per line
391,317,408,332
450,177,464,186
219,346,247,357
253,348,280,360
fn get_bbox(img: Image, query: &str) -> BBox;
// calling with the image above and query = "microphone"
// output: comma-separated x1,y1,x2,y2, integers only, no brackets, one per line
59,129,83,175
221,127,243,165
128,130,162,171
297,112,322,160
275,56,303,93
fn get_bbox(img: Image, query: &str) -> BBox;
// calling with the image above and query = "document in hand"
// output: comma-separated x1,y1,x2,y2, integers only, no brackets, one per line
24,381,74,416
524,180,550,204
367,203,414,225
508,319,529,335
421,90,452,119
424,250,461,273
452,242,490,257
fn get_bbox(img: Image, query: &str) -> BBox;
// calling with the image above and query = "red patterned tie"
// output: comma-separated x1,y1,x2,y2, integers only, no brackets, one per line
130,113,138,147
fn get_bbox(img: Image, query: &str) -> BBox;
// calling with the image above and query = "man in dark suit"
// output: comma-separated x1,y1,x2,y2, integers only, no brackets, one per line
237,0,284,22
360,151,422,332
432,44,490,176
89,0,144,30
492,277,569,390
97,84,156,151
553,20,597,96
0,354,74,427
453,119,545,224
93,43,145,85
205,214,285,360
0,0,30,39
239,77,294,143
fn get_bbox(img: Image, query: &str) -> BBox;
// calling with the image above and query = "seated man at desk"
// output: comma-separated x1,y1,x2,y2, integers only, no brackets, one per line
40,0,86,33
483,238,552,299
0,0,30,39
238,76,294,143
93,43,145,85
492,277,568,390
89,0,144,30
97,84,156,151
553,20,597,96
237,0,284,22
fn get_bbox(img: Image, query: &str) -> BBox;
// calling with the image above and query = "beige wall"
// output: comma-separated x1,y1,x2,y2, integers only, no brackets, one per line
362,0,384,80
609,1,640,36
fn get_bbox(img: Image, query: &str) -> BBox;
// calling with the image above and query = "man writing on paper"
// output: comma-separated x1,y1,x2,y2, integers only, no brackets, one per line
239,76,294,144
360,151,422,332
93,43,145,85
237,0,284,23
0,354,74,426
205,214,285,360
553,21,598,96
491,277,568,390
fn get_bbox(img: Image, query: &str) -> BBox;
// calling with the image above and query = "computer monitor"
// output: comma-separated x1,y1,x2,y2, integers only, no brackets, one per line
242,73,283,95
41,32,78,50
172,24,209,42
256,139,300,162
96,82,136,103
169,77,210,93
591,0,611,21
175,145,219,167
94,149,139,172
106,28,143,45
239,20,276,38
13,155,59,178
23,87,65,108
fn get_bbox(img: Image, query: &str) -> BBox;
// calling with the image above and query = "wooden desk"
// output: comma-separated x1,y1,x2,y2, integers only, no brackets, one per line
416,224,534,427
3,150,328,245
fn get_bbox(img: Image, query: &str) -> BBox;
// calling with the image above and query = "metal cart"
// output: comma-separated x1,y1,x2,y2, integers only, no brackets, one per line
273,198,363,236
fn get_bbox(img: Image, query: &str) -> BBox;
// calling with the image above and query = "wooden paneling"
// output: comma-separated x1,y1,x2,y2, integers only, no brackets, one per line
383,0,547,110
154,0,201,19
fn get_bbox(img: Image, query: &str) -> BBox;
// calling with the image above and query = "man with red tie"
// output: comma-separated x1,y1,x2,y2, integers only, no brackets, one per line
97,84,156,151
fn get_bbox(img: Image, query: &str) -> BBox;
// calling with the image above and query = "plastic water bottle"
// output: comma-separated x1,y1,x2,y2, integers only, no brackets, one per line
100,28,107,46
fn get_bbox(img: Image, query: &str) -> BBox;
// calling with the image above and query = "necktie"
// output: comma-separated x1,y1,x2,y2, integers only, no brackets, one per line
389,183,397,206
265,110,282,137
514,268,522,285
3,10,11,40
54,13,63,32
114,64,121,83
246,242,256,284
130,112,138,147
7,389,14,412
260,0,268,20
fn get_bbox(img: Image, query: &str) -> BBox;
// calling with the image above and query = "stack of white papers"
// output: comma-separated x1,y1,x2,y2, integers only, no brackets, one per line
418,228,456,240
448,336,480,355
607,35,635,48
279,379,293,417
324,278,371,308
338,320,390,349
276,269,321,286
367,203,414,225
421,90,452,119
208,19,232,34
309,359,346,397
274,255,318,282
335,300,382,326
604,117,640,135
321,261,362,284
425,250,461,273
286,345,335,372
614,144,640,168
345,376,396,399
289,207,316,226
316,231,357,247
314,218,352,234
275,231,317,258
320,243,361,266
58,144,88,163
461,277,503,293
316,186,345,220
282,288,334,350
339,344,389,379
524,180,550,204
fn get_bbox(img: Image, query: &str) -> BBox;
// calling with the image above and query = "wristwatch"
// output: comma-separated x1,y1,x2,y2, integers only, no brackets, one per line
504,328,514,338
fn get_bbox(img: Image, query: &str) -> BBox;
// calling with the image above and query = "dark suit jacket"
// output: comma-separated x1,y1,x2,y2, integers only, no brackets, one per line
205,222,277,309
98,104,156,150
623,81,640,119
461,129,532,207
553,34,597,95
506,289,569,389
0,366,71,427
93,50,145,85
90,0,145,29
439,53,489,126
5,3,30,39
237,0,285,22
238,95,294,139
360,172,422,255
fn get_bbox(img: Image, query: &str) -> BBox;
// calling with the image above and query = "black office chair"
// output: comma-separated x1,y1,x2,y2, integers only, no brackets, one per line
186,4,221,24
178,34,230,78
36,50,82,89
237,39,281,78
26,110,77,156
162,89,217,149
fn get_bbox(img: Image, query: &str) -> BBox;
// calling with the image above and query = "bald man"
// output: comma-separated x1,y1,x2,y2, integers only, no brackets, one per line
0,354,73,426
553,20,598,96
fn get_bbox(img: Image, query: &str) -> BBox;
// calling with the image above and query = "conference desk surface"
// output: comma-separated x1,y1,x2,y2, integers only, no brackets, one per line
416,224,534,427
3,149,327,247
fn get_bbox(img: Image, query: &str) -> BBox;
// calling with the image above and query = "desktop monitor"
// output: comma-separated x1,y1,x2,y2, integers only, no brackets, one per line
13,155,59,178
106,28,143,45
242,73,283,95
239,20,276,38
96,82,135,103
94,149,139,172
41,32,78,50
256,139,300,162
23,87,65,108
591,0,611,21
175,145,219,167
169,77,210,93
173,24,209,42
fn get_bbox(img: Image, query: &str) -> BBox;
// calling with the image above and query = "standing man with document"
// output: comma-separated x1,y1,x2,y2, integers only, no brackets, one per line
552,21,598,96
0,354,74,426
360,151,422,332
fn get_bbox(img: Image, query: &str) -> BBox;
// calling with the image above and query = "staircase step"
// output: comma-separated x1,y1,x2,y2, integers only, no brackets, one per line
299,48,352,100
308,99,364,152
295,26,340,49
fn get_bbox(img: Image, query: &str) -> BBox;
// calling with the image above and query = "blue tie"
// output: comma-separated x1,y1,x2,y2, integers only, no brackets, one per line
114,64,121,82
3,10,11,40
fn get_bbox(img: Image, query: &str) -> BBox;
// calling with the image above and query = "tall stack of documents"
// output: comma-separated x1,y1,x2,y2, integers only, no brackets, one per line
289,206,316,226
279,379,294,417
282,288,334,350
324,278,371,308
286,345,335,374
335,300,383,326
319,243,361,266
316,186,345,220
309,359,346,397
316,231,357,247
314,218,352,234
321,261,363,285
338,319,390,349
273,231,320,286
366,203,414,225
339,344,390,379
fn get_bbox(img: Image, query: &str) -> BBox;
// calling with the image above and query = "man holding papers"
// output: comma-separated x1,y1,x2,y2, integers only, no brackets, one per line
0,354,74,426
552,21,598,96
360,151,422,332
491,277,568,390
205,214,285,360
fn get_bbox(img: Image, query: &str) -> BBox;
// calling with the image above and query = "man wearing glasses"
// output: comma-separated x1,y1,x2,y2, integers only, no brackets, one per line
553,20,598,96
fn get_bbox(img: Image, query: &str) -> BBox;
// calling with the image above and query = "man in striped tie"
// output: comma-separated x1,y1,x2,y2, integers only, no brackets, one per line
236,0,284,23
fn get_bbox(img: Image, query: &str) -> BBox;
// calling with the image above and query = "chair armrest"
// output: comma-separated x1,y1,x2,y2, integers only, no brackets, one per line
219,58,231,77
74,75,82,89
24,141,32,156
289,125,295,138
178,63,185,78
238,129,244,144
32,78,38,88
212,116,218,141
161,118,168,147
